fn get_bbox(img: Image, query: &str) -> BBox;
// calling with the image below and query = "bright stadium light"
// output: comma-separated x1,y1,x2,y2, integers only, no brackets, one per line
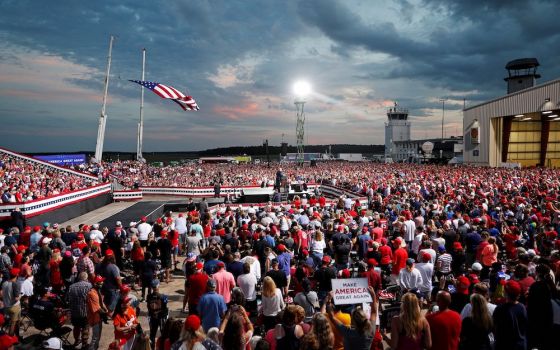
293,80,311,98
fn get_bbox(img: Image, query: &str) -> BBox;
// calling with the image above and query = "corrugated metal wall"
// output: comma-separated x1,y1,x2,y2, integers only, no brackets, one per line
463,79,560,166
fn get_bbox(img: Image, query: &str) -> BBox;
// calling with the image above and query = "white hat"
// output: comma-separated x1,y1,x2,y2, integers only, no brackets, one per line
43,337,63,350
129,222,137,227
42,237,52,245
92,223,100,229
471,262,483,272
116,221,122,226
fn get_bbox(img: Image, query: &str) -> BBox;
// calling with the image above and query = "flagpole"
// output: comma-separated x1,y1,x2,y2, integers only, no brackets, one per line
94,35,114,163
137,48,146,162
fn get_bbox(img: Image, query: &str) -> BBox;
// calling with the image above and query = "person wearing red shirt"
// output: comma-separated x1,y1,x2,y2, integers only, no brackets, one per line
364,258,382,294
318,195,326,208
426,291,462,350
392,238,408,279
296,228,309,253
19,226,31,247
309,196,318,206
379,238,393,270
371,221,384,242
187,263,209,315
212,262,236,304
503,227,520,259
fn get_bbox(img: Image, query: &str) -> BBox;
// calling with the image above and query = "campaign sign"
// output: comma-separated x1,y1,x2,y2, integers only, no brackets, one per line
331,278,372,305
34,154,87,166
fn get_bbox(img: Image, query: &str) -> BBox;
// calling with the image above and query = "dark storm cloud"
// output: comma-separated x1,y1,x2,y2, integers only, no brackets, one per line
299,0,560,105
1,0,559,152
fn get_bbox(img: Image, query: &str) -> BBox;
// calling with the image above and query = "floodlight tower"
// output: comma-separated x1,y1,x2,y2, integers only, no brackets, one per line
94,35,114,163
293,81,311,166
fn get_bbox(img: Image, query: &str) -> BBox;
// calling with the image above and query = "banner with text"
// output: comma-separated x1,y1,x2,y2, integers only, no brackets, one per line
331,278,372,305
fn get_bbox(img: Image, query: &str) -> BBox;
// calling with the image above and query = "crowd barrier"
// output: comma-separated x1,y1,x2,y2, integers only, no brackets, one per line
0,183,112,223
0,146,97,180
112,190,144,201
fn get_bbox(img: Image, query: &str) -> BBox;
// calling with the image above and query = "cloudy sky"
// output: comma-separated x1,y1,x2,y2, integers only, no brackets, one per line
1,0,559,152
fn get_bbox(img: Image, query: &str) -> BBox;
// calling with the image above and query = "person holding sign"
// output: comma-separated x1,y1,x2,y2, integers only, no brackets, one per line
326,286,377,350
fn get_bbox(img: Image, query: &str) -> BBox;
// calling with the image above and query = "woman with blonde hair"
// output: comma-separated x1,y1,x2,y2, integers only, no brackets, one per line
390,292,431,350
311,230,326,266
260,276,284,331
301,313,334,350
49,248,64,293
459,293,493,350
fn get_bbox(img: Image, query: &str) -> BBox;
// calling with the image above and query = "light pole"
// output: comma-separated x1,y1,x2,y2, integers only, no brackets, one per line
440,98,448,141
293,81,311,166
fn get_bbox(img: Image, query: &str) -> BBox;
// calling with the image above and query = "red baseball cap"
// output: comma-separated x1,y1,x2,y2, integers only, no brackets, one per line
77,233,85,240
302,248,309,256
322,255,331,264
105,249,114,257
94,275,105,283
120,284,131,294
195,262,204,270
184,314,201,331
277,244,286,252
160,230,168,237
0,334,18,348
216,261,225,268
505,280,522,297
156,218,163,224
421,252,432,262
339,269,351,278
9,268,20,278
367,258,378,267
140,216,147,222
17,245,26,252
453,242,463,250
456,276,471,295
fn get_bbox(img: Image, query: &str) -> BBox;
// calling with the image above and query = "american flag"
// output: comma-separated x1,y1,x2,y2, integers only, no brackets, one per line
129,80,200,111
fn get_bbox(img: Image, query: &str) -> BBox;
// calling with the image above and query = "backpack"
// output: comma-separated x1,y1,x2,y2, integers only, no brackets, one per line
147,292,167,319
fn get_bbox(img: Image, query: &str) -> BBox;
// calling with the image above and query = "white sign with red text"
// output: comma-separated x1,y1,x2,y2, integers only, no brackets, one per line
331,278,372,305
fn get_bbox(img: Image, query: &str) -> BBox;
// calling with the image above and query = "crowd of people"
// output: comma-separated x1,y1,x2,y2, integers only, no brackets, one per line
0,161,560,350
0,154,98,204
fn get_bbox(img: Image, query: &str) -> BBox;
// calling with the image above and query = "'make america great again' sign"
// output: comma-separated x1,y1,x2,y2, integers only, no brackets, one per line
331,278,373,305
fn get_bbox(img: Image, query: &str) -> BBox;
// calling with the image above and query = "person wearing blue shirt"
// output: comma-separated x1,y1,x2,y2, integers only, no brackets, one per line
204,250,223,275
197,279,226,332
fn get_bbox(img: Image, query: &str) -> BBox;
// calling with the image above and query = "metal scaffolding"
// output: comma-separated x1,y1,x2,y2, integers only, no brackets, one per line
295,100,306,165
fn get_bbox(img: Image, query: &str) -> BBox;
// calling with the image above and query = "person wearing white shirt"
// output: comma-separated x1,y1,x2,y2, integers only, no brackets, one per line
397,258,423,292
20,275,34,297
411,228,426,256
237,263,258,313
89,224,104,244
418,240,437,264
240,255,261,281
415,252,434,299
403,218,416,245
175,214,188,251
459,283,496,319
137,217,152,246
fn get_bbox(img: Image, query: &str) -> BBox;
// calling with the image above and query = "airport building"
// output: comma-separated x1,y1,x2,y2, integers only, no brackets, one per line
384,103,462,162
463,58,560,167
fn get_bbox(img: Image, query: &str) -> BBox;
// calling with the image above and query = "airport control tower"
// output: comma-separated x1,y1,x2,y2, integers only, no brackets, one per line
384,102,411,161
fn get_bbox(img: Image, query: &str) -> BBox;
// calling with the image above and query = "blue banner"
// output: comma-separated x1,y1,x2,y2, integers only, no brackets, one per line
34,154,87,166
